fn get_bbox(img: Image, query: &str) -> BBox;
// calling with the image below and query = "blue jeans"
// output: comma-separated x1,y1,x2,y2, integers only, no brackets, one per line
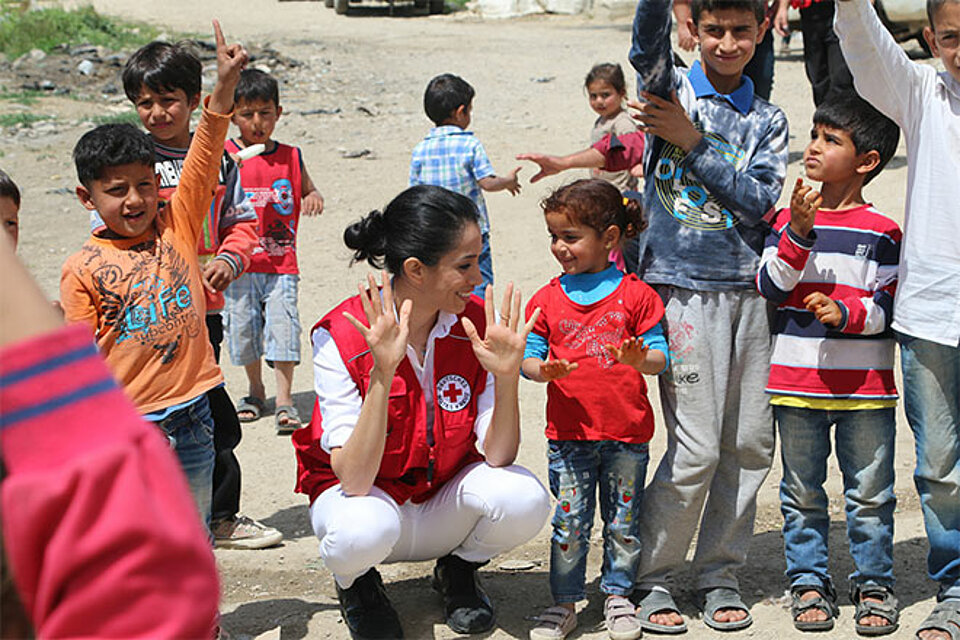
473,231,493,298
898,333,960,600
151,395,216,531
547,439,649,601
776,405,896,591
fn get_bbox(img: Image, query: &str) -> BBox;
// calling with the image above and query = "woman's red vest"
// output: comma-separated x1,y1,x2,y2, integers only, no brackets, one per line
293,295,487,505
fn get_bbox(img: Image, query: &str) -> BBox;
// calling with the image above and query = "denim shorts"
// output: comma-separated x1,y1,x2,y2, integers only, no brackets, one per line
224,272,301,366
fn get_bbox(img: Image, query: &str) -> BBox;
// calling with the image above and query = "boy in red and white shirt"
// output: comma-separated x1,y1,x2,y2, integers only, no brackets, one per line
756,95,902,634
223,69,324,434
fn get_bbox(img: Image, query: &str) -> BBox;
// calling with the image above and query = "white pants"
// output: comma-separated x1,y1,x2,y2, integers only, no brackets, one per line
310,462,551,588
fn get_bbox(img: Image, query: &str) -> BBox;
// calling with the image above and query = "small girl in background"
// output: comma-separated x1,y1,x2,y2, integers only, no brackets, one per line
585,64,639,193
524,179,668,640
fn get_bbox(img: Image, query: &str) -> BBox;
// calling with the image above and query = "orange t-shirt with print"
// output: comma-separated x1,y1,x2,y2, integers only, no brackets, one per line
60,103,230,414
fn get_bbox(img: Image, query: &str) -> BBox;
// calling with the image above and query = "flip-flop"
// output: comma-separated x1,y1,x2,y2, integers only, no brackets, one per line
916,599,960,640
236,396,265,422
634,589,688,634
701,587,753,632
275,404,301,434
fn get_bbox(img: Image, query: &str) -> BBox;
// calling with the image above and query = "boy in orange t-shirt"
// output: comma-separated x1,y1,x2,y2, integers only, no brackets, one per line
59,21,247,530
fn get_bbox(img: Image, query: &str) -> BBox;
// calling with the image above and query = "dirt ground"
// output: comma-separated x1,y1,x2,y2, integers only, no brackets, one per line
2,1,948,638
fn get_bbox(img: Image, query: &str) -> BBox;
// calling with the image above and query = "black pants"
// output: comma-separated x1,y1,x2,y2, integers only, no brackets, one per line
206,313,242,523
800,0,855,106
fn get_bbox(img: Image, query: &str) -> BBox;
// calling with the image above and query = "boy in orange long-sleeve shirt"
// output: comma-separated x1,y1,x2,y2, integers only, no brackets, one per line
60,21,246,532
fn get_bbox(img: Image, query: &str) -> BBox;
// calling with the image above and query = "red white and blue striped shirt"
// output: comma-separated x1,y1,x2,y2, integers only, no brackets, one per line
757,205,901,403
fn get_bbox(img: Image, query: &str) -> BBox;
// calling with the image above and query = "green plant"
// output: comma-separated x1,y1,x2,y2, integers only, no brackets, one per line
0,112,51,127
0,7,161,58
89,110,143,126
0,89,44,105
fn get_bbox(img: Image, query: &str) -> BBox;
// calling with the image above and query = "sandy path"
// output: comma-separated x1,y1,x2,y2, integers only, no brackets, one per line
5,2,943,637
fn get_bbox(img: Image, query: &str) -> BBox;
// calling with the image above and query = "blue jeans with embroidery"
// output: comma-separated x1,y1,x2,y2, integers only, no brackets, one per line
776,405,896,591
150,395,216,533
547,439,649,602
898,333,960,600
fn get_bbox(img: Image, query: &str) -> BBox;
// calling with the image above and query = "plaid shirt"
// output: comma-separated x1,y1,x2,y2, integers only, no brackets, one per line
409,126,495,231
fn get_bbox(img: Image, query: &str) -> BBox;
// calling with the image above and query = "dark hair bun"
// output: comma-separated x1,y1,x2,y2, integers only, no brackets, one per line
344,209,388,269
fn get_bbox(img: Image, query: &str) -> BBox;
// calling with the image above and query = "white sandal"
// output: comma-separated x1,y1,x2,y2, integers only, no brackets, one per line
530,605,578,640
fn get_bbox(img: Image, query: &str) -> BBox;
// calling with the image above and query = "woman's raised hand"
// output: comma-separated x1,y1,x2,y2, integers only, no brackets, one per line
462,283,540,378
342,271,411,375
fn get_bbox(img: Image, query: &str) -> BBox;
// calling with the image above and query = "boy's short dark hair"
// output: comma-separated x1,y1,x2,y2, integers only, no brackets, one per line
690,0,766,24
423,74,474,126
927,0,959,26
235,69,280,107
73,124,155,187
813,94,900,185
0,169,21,207
122,41,202,103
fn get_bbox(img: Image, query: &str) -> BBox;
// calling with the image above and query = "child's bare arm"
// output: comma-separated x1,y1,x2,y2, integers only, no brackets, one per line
516,149,605,183
672,0,696,51
3,237,62,345
477,167,522,195
521,357,578,383
605,336,667,375
301,164,325,216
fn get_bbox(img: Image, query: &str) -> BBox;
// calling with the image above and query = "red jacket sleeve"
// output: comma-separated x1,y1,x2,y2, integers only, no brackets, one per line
0,324,219,639
217,218,258,275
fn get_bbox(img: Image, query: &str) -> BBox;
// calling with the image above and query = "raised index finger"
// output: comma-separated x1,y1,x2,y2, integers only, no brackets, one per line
212,19,226,49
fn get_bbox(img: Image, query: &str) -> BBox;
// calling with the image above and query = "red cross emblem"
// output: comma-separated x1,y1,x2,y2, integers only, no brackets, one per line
436,374,471,412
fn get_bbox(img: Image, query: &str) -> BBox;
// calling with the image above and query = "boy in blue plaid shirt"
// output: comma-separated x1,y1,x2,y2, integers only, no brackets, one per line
409,73,521,295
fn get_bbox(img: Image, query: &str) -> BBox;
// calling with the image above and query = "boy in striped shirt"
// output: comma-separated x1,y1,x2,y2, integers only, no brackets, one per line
757,94,902,635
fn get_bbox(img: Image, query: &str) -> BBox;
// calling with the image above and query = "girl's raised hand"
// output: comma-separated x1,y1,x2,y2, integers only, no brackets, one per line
540,359,578,381
342,271,411,375
462,282,540,378
605,336,650,369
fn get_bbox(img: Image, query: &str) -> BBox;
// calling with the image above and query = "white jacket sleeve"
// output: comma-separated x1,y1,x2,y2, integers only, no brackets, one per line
834,0,933,128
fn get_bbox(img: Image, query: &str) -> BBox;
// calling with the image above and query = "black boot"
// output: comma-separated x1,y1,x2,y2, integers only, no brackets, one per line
335,568,404,639
432,554,495,634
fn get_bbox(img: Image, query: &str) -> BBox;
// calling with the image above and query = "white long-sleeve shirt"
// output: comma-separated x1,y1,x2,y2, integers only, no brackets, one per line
835,0,960,346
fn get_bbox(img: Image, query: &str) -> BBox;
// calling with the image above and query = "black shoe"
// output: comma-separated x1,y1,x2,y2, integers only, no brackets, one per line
335,568,404,639
432,554,495,634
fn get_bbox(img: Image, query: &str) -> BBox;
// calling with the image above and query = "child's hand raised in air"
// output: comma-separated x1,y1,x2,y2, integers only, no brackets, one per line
804,292,843,328
540,359,578,381
209,20,248,114
789,178,821,238
605,336,650,369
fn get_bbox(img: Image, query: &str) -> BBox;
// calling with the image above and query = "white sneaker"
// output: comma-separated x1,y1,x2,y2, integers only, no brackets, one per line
530,605,577,640
213,515,282,550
